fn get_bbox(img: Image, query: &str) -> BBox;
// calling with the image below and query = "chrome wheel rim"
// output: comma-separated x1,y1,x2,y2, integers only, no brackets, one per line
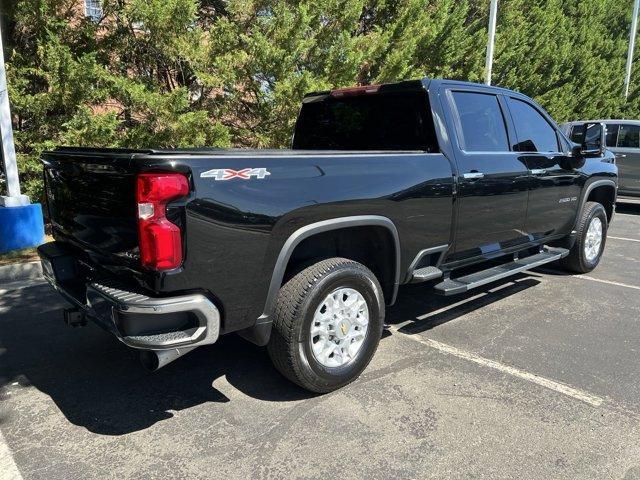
310,287,369,368
584,216,603,262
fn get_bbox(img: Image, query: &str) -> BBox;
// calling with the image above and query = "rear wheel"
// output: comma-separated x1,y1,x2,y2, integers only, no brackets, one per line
267,257,385,393
560,201,608,273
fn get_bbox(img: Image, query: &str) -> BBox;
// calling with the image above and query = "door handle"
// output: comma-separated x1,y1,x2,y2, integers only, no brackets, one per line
530,168,547,175
462,172,485,180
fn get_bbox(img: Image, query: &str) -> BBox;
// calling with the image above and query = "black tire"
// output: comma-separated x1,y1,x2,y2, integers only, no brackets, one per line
267,257,385,393
560,201,608,273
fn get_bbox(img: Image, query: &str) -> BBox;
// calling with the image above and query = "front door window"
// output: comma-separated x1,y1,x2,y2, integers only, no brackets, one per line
507,98,559,153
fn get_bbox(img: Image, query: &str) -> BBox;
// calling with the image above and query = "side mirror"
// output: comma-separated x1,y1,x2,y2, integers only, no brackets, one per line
570,122,606,158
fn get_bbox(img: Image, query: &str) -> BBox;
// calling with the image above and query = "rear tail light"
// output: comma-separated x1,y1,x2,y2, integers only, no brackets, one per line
136,173,189,270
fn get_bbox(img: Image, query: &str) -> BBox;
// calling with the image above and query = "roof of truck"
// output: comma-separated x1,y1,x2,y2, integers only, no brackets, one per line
303,77,527,101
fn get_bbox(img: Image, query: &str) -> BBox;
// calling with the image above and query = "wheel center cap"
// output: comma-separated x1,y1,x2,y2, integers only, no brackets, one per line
336,320,350,339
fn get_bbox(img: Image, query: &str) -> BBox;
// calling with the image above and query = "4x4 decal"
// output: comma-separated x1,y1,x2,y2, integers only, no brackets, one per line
200,168,271,181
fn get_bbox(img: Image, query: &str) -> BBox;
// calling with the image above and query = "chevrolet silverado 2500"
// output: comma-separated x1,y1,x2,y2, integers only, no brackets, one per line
38,78,617,392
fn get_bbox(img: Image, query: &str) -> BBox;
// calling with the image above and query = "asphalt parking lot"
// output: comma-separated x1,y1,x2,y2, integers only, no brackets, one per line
1,202,639,480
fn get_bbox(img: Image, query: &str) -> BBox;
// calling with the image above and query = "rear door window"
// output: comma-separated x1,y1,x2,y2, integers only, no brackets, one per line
617,124,640,148
507,98,559,152
450,91,509,152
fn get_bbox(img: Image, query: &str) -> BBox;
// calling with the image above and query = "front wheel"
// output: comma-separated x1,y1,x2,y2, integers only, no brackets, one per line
560,201,608,273
267,257,385,393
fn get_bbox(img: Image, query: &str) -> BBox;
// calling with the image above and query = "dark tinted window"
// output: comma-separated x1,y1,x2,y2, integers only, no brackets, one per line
617,124,640,148
451,91,509,151
293,91,438,151
605,124,620,147
508,98,558,152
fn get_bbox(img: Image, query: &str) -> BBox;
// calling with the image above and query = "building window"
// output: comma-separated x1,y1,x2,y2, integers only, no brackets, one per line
84,0,103,22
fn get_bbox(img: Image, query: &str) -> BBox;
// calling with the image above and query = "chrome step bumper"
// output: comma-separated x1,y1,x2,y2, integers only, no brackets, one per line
39,243,220,351
87,280,220,350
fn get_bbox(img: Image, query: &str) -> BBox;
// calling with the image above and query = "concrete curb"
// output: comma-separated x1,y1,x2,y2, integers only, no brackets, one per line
0,261,42,284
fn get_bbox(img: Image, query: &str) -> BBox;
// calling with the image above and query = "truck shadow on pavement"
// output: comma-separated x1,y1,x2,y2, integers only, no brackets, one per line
386,276,540,334
0,275,539,436
0,285,315,436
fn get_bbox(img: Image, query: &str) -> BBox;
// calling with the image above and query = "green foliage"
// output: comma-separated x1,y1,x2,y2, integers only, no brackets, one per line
4,0,640,201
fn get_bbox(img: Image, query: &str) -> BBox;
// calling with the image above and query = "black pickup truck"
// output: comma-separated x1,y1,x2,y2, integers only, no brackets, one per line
38,78,617,393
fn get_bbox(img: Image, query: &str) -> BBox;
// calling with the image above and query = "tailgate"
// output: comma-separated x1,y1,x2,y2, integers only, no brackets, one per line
42,148,143,264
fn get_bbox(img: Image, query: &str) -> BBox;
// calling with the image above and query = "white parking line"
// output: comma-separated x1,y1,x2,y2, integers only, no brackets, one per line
609,235,640,243
536,268,640,291
415,291,487,321
571,275,640,290
390,329,604,407
0,428,23,480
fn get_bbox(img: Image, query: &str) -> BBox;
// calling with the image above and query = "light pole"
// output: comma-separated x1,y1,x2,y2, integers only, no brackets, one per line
624,0,640,99
0,18,28,206
484,0,499,85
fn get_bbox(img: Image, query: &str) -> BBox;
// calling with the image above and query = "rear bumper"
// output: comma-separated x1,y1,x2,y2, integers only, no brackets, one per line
38,242,220,350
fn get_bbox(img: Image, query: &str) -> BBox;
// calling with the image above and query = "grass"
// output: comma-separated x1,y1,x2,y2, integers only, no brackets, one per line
0,235,54,267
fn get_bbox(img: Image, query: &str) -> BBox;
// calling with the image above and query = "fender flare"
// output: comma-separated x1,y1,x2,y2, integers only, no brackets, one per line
258,215,401,323
574,179,617,229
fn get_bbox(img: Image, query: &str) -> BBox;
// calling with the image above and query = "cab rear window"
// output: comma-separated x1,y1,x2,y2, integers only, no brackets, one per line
292,91,439,152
